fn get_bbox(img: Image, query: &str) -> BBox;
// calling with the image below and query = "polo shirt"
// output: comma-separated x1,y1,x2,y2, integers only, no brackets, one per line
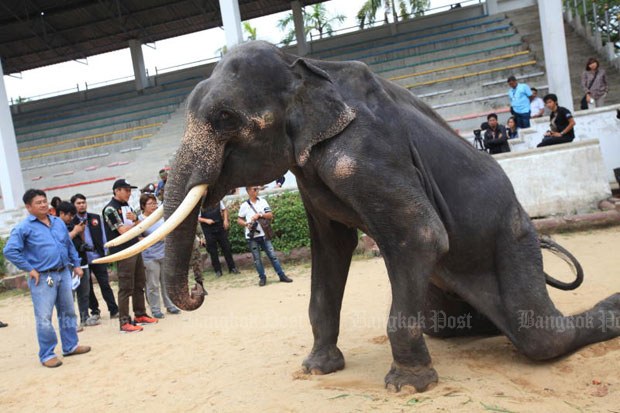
508,83,533,114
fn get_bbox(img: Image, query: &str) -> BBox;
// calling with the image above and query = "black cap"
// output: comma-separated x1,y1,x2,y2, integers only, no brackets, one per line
112,179,138,190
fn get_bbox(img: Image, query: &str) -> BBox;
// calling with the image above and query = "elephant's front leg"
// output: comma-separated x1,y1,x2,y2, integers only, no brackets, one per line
302,212,358,375
371,200,449,392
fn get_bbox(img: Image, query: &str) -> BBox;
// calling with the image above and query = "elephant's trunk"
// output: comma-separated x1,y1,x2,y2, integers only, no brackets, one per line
163,154,206,311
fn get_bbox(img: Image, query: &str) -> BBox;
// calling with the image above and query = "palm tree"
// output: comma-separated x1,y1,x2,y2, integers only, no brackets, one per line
305,4,346,40
216,21,258,56
357,0,430,29
243,21,257,41
278,3,345,46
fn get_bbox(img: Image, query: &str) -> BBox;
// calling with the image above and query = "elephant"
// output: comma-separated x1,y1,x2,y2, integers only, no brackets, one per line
97,41,620,393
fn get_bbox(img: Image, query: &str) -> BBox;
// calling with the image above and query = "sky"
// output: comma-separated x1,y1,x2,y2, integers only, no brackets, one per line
3,0,464,102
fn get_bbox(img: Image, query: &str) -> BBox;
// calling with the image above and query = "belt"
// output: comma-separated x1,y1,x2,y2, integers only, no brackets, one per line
39,266,66,273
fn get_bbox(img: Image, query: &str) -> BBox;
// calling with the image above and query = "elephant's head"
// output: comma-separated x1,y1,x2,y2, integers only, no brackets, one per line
158,41,356,310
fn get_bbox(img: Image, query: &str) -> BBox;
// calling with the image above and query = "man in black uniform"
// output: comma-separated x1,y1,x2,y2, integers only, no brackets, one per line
71,193,119,321
102,179,157,333
198,200,239,277
537,94,576,147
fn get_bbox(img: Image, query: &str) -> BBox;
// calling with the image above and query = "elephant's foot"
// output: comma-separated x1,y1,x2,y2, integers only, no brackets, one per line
302,345,345,375
384,362,438,393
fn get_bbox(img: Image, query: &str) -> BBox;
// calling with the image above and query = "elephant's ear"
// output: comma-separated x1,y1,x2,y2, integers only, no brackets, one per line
287,58,356,167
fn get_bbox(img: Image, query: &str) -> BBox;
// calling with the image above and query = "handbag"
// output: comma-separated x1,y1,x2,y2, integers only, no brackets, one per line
247,200,274,240
580,70,599,110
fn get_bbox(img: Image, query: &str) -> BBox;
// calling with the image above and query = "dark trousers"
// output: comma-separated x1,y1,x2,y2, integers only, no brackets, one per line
117,254,147,327
74,267,91,324
88,263,119,316
204,229,236,272
537,135,574,147
514,111,531,129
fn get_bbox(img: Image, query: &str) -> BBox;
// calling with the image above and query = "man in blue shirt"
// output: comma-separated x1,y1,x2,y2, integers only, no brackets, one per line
3,189,91,367
507,75,533,129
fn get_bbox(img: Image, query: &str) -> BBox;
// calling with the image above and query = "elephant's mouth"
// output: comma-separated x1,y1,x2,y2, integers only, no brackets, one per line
92,184,208,264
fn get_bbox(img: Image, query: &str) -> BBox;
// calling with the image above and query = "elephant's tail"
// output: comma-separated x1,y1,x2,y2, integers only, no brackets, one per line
539,235,584,290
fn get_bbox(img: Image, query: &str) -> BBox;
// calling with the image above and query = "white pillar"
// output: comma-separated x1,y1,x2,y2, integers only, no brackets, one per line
219,0,243,51
0,59,25,210
538,0,574,112
291,1,309,56
486,0,498,15
129,39,148,91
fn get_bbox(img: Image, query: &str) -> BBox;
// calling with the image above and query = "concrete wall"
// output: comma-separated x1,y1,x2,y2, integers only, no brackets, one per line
495,139,611,217
461,104,620,184
510,104,620,183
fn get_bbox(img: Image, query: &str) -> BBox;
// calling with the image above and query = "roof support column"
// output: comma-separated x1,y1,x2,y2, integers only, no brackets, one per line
538,0,573,112
485,0,498,15
219,0,243,51
291,1,309,56
0,59,25,210
129,39,148,91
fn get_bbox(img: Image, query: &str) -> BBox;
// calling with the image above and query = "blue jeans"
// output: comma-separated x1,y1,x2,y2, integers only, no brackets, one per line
514,111,531,129
248,237,285,279
29,267,79,362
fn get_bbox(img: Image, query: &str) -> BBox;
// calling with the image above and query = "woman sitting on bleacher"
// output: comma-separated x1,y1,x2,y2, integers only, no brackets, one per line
506,117,518,139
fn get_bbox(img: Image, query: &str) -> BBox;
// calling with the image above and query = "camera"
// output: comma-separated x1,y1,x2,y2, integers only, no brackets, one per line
78,243,94,253
473,129,486,152
248,220,260,238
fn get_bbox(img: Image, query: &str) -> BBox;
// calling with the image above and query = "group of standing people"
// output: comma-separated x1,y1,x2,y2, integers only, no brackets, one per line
3,172,293,365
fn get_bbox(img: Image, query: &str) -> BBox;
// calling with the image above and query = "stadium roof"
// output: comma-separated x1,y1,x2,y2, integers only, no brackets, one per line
0,0,323,74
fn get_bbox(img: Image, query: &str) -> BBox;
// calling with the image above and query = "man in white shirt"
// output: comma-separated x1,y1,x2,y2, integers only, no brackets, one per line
530,87,545,119
237,186,292,287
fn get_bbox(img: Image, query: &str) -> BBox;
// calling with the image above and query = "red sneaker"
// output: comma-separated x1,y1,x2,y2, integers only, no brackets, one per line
134,315,158,325
120,323,143,333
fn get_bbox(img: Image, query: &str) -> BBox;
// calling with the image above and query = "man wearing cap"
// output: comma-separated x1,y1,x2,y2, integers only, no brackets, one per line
102,179,157,333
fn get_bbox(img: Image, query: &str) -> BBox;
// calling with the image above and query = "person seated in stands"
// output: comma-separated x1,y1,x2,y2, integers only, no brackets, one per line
529,88,545,118
537,94,575,148
506,116,518,139
483,113,510,154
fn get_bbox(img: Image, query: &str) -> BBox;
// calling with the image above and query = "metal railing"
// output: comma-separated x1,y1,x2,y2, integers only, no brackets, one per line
9,0,486,105
564,0,619,55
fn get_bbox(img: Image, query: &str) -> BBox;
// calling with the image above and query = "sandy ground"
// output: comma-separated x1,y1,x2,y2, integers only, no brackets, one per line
1,227,619,412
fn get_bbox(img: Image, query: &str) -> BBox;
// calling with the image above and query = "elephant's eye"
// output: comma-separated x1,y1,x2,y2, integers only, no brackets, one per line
211,109,241,132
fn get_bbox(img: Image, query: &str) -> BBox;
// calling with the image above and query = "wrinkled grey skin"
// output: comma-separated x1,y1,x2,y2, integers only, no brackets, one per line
164,41,620,392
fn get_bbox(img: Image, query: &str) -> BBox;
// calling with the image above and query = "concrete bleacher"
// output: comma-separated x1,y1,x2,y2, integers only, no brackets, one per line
2,1,617,218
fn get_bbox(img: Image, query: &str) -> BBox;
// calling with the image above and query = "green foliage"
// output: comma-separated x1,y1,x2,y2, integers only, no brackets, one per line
357,0,430,28
571,0,620,53
215,21,258,55
225,191,310,254
243,21,258,40
278,4,346,46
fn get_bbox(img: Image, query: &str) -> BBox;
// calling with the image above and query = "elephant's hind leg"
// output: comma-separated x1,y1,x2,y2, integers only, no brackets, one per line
423,282,501,338
494,230,620,361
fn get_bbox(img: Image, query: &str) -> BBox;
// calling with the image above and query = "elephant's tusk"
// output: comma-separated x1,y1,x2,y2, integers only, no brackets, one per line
104,205,164,248
93,184,207,264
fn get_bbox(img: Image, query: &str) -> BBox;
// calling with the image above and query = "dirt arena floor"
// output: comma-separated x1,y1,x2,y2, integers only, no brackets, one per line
1,227,619,412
